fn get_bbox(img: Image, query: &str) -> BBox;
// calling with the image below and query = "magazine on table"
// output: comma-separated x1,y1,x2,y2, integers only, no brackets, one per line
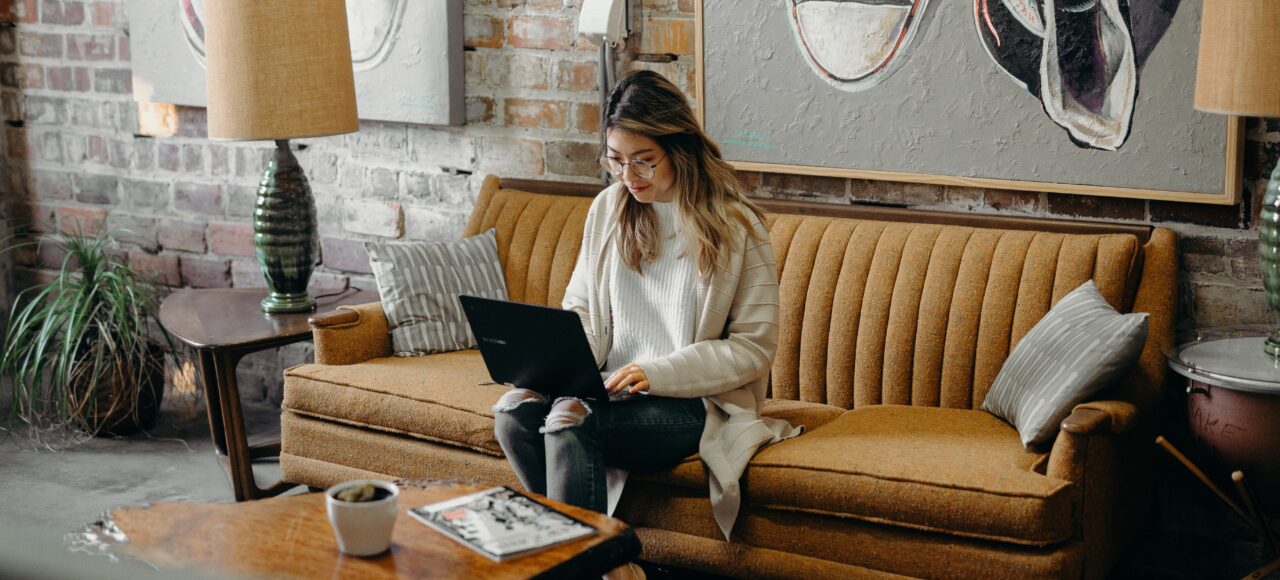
408,486,597,561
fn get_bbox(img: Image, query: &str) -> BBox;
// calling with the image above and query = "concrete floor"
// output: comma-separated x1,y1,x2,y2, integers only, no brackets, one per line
0,396,713,579
0,397,289,534
0,395,287,579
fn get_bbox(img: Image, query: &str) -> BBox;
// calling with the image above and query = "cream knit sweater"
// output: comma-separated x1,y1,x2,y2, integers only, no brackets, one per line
603,200,699,377
563,182,800,539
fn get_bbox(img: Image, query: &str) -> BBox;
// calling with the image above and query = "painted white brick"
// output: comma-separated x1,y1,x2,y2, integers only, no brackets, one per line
476,136,544,178
404,205,468,241
343,198,404,238
408,126,475,170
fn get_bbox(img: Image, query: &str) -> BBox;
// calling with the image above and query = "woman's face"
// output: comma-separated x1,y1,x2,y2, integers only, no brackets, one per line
605,129,675,203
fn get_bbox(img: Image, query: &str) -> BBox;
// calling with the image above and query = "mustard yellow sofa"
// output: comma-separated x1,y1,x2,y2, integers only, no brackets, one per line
280,175,1176,579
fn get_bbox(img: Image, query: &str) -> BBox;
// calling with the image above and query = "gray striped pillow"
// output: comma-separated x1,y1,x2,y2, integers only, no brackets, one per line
981,280,1148,448
365,229,508,356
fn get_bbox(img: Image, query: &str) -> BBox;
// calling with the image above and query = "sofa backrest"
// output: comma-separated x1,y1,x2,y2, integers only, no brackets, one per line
766,214,1142,410
463,176,595,308
466,176,1175,412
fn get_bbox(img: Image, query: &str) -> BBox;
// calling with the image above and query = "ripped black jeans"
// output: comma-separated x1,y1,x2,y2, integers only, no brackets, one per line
492,389,705,513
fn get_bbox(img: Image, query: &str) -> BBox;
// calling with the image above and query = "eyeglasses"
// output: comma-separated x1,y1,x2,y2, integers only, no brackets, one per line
598,154,666,179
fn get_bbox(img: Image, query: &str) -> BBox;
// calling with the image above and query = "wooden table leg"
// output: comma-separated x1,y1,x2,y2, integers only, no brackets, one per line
249,442,282,460
208,349,299,502
195,349,229,457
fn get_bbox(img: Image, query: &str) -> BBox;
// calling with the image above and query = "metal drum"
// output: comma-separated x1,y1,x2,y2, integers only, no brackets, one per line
1169,336,1280,515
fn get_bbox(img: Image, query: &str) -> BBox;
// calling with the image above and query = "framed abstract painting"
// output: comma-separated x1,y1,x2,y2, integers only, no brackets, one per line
696,0,1243,204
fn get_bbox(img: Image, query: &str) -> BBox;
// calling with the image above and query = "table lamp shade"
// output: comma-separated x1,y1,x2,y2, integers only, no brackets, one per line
1194,0,1280,117
205,0,358,141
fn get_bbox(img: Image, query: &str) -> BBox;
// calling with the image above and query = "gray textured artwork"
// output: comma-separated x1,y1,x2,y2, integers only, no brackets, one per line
705,0,1229,196
128,0,464,126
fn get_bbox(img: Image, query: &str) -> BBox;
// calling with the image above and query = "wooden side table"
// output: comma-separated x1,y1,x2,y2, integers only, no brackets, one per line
159,287,378,501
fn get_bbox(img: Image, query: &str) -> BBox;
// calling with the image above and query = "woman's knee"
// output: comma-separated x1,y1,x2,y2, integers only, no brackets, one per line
493,388,547,413
540,397,591,434
493,389,547,439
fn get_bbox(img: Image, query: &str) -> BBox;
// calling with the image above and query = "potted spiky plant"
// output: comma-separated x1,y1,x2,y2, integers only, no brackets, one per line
1,230,170,443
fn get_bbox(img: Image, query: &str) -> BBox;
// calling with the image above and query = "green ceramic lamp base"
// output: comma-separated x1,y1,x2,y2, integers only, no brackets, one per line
254,139,319,315
261,291,315,314
1266,333,1280,358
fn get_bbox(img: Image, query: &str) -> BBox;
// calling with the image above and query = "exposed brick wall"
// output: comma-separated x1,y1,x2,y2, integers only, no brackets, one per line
4,2,1264,335
0,1,1273,573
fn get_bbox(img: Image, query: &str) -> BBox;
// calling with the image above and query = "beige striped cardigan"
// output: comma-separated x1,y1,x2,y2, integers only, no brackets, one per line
563,182,801,540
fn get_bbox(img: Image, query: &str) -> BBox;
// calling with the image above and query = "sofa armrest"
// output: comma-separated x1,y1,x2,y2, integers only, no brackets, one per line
310,309,361,327
1047,398,1151,572
1047,400,1138,484
1060,400,1138,436
309,301,393,366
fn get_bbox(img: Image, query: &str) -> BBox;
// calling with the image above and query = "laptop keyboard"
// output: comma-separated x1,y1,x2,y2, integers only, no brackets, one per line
607,391,643,403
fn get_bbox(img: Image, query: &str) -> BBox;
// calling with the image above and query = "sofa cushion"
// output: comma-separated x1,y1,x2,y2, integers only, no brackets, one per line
982,279,1149,448
633,398,847,489
280,411,520,490
616,482,1082,579
365,229,508,356
285,351,846,467
283,351,506,456
747,405,1077,546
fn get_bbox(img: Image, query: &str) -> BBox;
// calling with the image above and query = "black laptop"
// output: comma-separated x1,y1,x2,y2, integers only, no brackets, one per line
459,295,617,402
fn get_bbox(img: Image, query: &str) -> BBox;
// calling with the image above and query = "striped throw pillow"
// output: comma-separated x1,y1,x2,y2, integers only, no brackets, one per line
365,229,508,356
981,280,1148,448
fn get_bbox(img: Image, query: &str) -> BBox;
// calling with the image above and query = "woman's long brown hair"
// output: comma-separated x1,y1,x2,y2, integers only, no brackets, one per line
602,70,765,276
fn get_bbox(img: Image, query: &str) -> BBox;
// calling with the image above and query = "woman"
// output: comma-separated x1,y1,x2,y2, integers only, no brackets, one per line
493,70,799,544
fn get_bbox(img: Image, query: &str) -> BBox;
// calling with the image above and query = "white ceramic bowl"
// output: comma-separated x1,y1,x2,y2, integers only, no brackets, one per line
325,480,400,557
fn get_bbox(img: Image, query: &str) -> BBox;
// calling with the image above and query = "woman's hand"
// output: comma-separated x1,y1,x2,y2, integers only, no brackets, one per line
605,363,650,395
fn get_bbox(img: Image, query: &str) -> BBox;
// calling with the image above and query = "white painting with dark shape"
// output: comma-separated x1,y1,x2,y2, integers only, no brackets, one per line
787,0,937,92
129,0,463,125
178,0,205,66
347,0,405,72
976,0,1139,150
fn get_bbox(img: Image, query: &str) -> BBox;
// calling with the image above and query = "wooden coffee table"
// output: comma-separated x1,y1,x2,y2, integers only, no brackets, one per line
99,481,640,578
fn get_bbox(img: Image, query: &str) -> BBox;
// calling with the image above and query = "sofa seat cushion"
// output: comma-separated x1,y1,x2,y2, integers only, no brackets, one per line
285,352,846,467
283,350,507,456
634,398,847,489
747,405,1077,546
616,481,1082,579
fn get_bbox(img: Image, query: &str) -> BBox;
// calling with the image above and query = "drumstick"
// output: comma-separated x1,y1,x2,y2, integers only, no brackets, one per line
1155,436,1250,523
1232,471,1275,554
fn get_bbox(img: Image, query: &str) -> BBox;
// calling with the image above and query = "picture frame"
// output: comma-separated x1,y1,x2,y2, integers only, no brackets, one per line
695,1,1243,205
